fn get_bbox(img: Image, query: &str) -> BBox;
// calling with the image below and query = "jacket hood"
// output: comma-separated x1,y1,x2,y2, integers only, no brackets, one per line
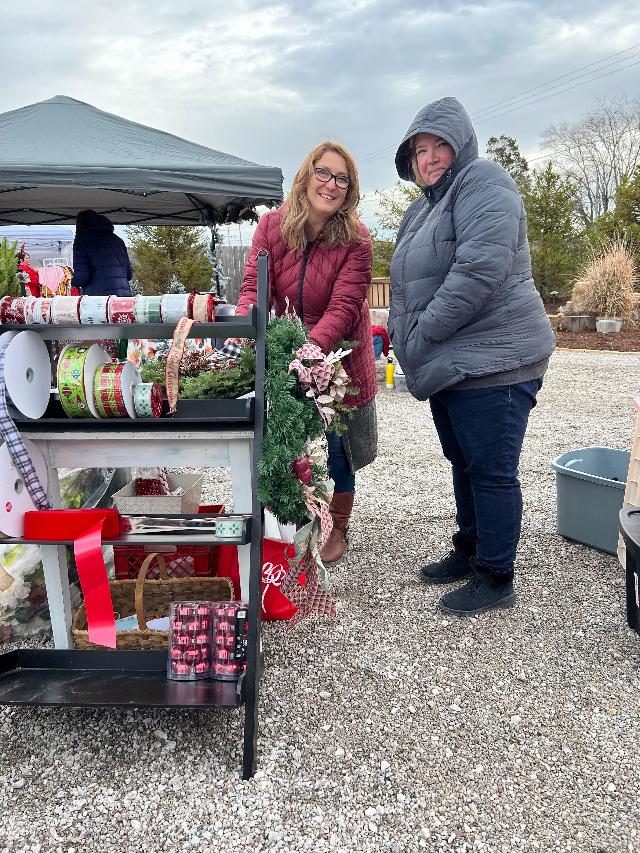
80,211,114,232
395,97,478,184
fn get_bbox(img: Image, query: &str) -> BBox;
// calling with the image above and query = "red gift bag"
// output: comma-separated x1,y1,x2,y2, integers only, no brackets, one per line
216,539,304,621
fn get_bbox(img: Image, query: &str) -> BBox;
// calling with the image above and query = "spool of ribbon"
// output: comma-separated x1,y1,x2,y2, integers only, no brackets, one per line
24,509,121,649
79,295,110,324
107,296,136,324
191,293,216,322
26,297,53,325
133,382,163,418
134,295,163,324
57,343,111,418
0,336,50,515
0,297,29,324
0,330,52,419
165,317,194,414
160,294,191,325
51,295,81,324
93,363,128,418
0,438,49,537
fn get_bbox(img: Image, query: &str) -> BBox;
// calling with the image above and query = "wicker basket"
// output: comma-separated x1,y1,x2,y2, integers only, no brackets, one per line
72,553,233,650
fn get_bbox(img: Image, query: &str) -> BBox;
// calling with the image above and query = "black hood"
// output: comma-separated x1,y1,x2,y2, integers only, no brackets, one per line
80,211,114,232
395,96,478,188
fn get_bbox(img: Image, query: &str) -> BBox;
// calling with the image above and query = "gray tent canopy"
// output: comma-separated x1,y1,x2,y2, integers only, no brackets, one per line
0,96,283,226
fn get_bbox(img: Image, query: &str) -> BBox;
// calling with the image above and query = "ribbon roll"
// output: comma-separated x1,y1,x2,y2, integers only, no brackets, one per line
79,295,111,324
160,294,191,325
27,297,53,325
165,317,194,414
108,296,136,324
134,295,163,324
0,337,50,513
93,363,128,418
57,343,110,418
191,293,216,323
0,438,49,536
51,295,81,324
0,297,29,324
0,330,51,418
133,382,163,418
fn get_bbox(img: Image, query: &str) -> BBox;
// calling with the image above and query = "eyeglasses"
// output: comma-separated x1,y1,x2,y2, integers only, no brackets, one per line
313,167,350,189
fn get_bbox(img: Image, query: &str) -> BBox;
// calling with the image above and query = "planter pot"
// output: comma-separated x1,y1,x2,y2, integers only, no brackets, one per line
596,317,623,334
565,314,596,332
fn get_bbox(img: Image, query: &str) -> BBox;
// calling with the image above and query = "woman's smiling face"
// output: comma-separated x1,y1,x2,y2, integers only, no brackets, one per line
414,132,455,186
306,150,350,224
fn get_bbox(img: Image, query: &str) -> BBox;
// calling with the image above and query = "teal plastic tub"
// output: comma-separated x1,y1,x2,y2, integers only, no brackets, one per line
550,447,630,554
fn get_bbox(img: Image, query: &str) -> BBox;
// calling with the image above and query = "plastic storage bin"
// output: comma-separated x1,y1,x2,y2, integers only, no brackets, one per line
550,447,630,554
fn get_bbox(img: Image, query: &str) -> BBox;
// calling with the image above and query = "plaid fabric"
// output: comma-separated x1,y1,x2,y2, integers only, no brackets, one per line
0,340,50,511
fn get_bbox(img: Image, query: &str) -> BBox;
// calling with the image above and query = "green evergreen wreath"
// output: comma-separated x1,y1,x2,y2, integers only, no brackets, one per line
258,315,328,526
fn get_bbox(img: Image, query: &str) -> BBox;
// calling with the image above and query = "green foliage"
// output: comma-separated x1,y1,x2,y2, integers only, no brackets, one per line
0,237,20,297
522,163,586,299
258,315,327,526
126,225,214,295
140,345,256,400
486,135,530,189
375,181,422,235
370,228,395,277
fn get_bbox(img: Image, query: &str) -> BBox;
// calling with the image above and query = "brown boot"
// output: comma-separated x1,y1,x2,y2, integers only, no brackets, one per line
320,492,355,564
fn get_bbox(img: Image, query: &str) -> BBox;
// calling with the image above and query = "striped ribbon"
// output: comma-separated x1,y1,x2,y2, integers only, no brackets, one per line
165,317,194,414
0,339,50,511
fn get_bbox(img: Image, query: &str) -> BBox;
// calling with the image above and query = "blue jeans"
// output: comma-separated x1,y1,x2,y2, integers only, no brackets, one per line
327,432,356,493
372,334,385,359
429,379,542,575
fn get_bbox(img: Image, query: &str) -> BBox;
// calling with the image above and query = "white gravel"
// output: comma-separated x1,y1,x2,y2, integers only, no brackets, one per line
2,349,640,852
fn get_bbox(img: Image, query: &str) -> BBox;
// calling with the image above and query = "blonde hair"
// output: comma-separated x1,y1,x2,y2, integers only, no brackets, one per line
281,141,364,253
409,137,426,187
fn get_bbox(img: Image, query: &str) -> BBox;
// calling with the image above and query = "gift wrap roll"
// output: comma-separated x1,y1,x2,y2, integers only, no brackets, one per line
107,296,136,324
133,382,163,418
191,293,215,323
79,295,110,325
134,295,163,324
160,294,191,324
51,295,81,324
57,343,110,418
0,330,52,418
0,438,49,537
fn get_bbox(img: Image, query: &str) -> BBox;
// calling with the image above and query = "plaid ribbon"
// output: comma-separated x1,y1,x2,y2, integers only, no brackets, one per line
0,339,50,511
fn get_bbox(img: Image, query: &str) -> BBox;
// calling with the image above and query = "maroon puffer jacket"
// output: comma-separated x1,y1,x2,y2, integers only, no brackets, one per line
236,208,377,409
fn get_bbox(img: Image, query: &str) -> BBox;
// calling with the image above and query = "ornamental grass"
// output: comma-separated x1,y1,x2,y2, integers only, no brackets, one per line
570,237,638,320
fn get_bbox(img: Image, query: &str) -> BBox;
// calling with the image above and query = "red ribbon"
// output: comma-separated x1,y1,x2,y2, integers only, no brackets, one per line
73,520,116,648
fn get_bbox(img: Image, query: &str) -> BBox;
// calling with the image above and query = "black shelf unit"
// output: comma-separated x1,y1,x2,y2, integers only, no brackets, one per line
0,257,268,779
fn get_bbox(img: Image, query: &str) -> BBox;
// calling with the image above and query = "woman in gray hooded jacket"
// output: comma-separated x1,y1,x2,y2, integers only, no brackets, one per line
389,96,555,617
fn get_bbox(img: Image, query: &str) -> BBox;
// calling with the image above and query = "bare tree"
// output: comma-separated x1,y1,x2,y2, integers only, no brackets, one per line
543,95,640,225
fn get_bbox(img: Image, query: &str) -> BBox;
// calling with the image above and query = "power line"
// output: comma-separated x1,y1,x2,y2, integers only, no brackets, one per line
474,42,640,118
357,43,640,167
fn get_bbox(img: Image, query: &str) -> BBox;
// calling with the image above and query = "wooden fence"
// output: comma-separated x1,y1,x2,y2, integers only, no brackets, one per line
219,246,250,304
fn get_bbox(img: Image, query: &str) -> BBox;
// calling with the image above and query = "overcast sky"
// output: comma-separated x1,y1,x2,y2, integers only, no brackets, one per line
1,0,639,239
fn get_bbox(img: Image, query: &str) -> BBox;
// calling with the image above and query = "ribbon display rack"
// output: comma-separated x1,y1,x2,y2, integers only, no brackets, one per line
0,258,268,780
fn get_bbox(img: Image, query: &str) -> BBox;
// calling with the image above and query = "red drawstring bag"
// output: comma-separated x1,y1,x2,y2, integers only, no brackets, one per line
216,539,305,621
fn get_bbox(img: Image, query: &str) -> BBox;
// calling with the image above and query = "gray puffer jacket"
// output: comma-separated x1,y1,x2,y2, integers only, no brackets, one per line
389,97,555,401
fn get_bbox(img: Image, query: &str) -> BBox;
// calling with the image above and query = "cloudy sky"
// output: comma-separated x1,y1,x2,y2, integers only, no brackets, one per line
1,0,639,238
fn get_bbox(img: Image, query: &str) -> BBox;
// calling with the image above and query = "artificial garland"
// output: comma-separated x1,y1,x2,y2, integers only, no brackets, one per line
140,345,256,399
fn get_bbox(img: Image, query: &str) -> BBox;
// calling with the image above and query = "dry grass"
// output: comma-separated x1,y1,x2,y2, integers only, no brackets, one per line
571,237,638,319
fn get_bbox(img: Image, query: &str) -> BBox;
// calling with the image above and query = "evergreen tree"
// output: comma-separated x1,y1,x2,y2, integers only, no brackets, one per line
613,167,640,245
522,163,585,299
125,225,214,295
486,135,530,189
168,274,186,293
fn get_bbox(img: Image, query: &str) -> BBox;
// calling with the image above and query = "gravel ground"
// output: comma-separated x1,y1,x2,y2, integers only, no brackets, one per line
2,349,640,853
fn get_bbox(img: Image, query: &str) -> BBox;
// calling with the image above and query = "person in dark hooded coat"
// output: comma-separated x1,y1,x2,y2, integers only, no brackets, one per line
389,96,555,617
72,210,133,297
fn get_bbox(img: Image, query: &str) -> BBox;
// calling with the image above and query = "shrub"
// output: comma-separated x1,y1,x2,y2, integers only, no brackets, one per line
570,237,638,320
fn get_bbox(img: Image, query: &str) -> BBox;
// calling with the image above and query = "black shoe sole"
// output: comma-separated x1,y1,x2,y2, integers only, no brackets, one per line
419,570,473,585
439,592,517,616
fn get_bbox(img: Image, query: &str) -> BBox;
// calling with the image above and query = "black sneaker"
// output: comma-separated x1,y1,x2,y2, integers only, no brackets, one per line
438,560,516,616
420,533,475,584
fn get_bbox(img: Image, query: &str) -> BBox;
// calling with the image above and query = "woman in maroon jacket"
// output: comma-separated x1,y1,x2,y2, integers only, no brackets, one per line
236,141,378,563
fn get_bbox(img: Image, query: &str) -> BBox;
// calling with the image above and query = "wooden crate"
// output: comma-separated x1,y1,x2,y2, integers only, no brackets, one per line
368,277,390,308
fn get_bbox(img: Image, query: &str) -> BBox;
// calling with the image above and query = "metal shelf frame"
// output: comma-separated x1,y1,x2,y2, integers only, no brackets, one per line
0,257,268,779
